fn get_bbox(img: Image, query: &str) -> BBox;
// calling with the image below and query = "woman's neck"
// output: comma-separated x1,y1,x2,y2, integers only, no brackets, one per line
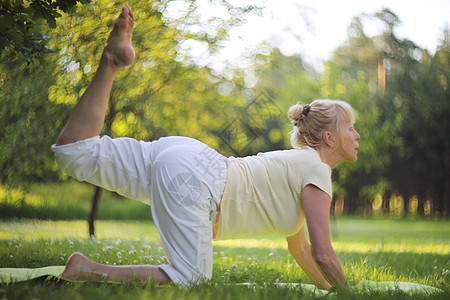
315,144,340,169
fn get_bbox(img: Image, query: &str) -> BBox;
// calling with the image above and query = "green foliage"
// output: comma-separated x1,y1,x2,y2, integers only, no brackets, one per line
1,2,448,217
45,0,266,150
251,49,322,152
0,0,91,62
0,0,266,189
315,9,449,215
0,59,68,186
380,45,450,214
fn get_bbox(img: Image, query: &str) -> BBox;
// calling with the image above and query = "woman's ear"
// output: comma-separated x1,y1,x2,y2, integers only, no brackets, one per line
322,131,336,147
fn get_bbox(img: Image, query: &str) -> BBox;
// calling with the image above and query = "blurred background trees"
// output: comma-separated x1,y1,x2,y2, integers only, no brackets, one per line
1,1,448,220
0,0,92,62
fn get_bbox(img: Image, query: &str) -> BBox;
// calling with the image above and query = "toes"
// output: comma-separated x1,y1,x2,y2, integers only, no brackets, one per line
116,6,134,33
121,5,134,21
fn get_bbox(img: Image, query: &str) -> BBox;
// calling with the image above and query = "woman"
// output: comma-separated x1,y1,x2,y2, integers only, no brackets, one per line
53,6,359,290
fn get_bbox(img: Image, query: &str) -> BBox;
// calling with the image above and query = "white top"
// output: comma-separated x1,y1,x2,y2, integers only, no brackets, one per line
215,147,332,240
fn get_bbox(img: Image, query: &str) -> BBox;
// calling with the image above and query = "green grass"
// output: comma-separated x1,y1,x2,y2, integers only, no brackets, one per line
1,217,449,299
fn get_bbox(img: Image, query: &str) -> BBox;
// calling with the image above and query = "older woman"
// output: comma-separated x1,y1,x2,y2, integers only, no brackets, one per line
53,6,359,290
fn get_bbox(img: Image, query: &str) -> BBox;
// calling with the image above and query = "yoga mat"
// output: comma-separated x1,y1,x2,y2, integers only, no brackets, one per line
0,266,443,295
355,280,443,295
0,266,65,283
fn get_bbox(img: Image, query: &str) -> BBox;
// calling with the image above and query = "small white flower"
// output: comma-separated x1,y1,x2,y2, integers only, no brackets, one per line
230,264,237,271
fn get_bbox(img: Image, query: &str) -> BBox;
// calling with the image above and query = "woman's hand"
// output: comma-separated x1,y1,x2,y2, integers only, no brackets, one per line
286,227,332,290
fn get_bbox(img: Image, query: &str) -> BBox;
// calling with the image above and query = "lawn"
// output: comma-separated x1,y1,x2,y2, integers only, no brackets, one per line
1,217,449,299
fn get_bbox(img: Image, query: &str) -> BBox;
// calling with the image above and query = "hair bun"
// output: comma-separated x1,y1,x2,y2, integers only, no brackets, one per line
288,104,309,124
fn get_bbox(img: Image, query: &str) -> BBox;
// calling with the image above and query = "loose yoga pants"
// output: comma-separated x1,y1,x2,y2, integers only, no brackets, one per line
51,135,228,286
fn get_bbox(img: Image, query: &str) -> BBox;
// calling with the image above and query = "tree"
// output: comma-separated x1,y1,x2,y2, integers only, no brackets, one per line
1,0,267,234
380,37,450,217
0,57,68,187
0,0,91,62
318,9,449,217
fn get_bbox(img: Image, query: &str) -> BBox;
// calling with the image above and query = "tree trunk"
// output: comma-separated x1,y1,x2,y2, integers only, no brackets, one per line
417,192,425,216
87,94,116,237
403,192,410,217
382,190,391,215
88,186,102,237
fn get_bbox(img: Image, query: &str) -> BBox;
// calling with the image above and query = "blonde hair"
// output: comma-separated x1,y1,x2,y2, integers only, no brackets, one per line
288,99,355,149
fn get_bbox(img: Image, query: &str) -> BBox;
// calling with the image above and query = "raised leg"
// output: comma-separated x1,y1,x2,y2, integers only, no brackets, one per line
56,5,136,146
60,252,171,284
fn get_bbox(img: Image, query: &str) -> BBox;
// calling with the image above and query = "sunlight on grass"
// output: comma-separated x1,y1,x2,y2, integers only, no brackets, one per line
1,218,449,299
0,220,160,242
213,217,450,256
2,218,448,257
333,241,449,255
214,239,449,255
214,237,286,249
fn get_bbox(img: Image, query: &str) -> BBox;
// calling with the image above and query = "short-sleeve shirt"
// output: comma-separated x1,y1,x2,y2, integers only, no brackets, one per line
215,147,332,240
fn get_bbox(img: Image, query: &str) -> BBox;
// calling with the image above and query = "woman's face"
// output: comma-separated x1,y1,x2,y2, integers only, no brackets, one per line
336,122,360,162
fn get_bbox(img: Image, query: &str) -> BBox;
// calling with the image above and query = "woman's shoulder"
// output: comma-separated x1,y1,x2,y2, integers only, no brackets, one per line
257,147,319,160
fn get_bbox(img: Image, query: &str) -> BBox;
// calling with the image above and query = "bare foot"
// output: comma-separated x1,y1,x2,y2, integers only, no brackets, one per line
103,5,135,68
60,252,99,281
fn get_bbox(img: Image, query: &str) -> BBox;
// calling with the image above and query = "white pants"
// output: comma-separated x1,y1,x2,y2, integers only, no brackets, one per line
52,135,228,286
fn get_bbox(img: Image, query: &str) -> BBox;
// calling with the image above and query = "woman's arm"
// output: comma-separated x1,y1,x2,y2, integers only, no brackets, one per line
301,184,352,289
286,227,332,290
